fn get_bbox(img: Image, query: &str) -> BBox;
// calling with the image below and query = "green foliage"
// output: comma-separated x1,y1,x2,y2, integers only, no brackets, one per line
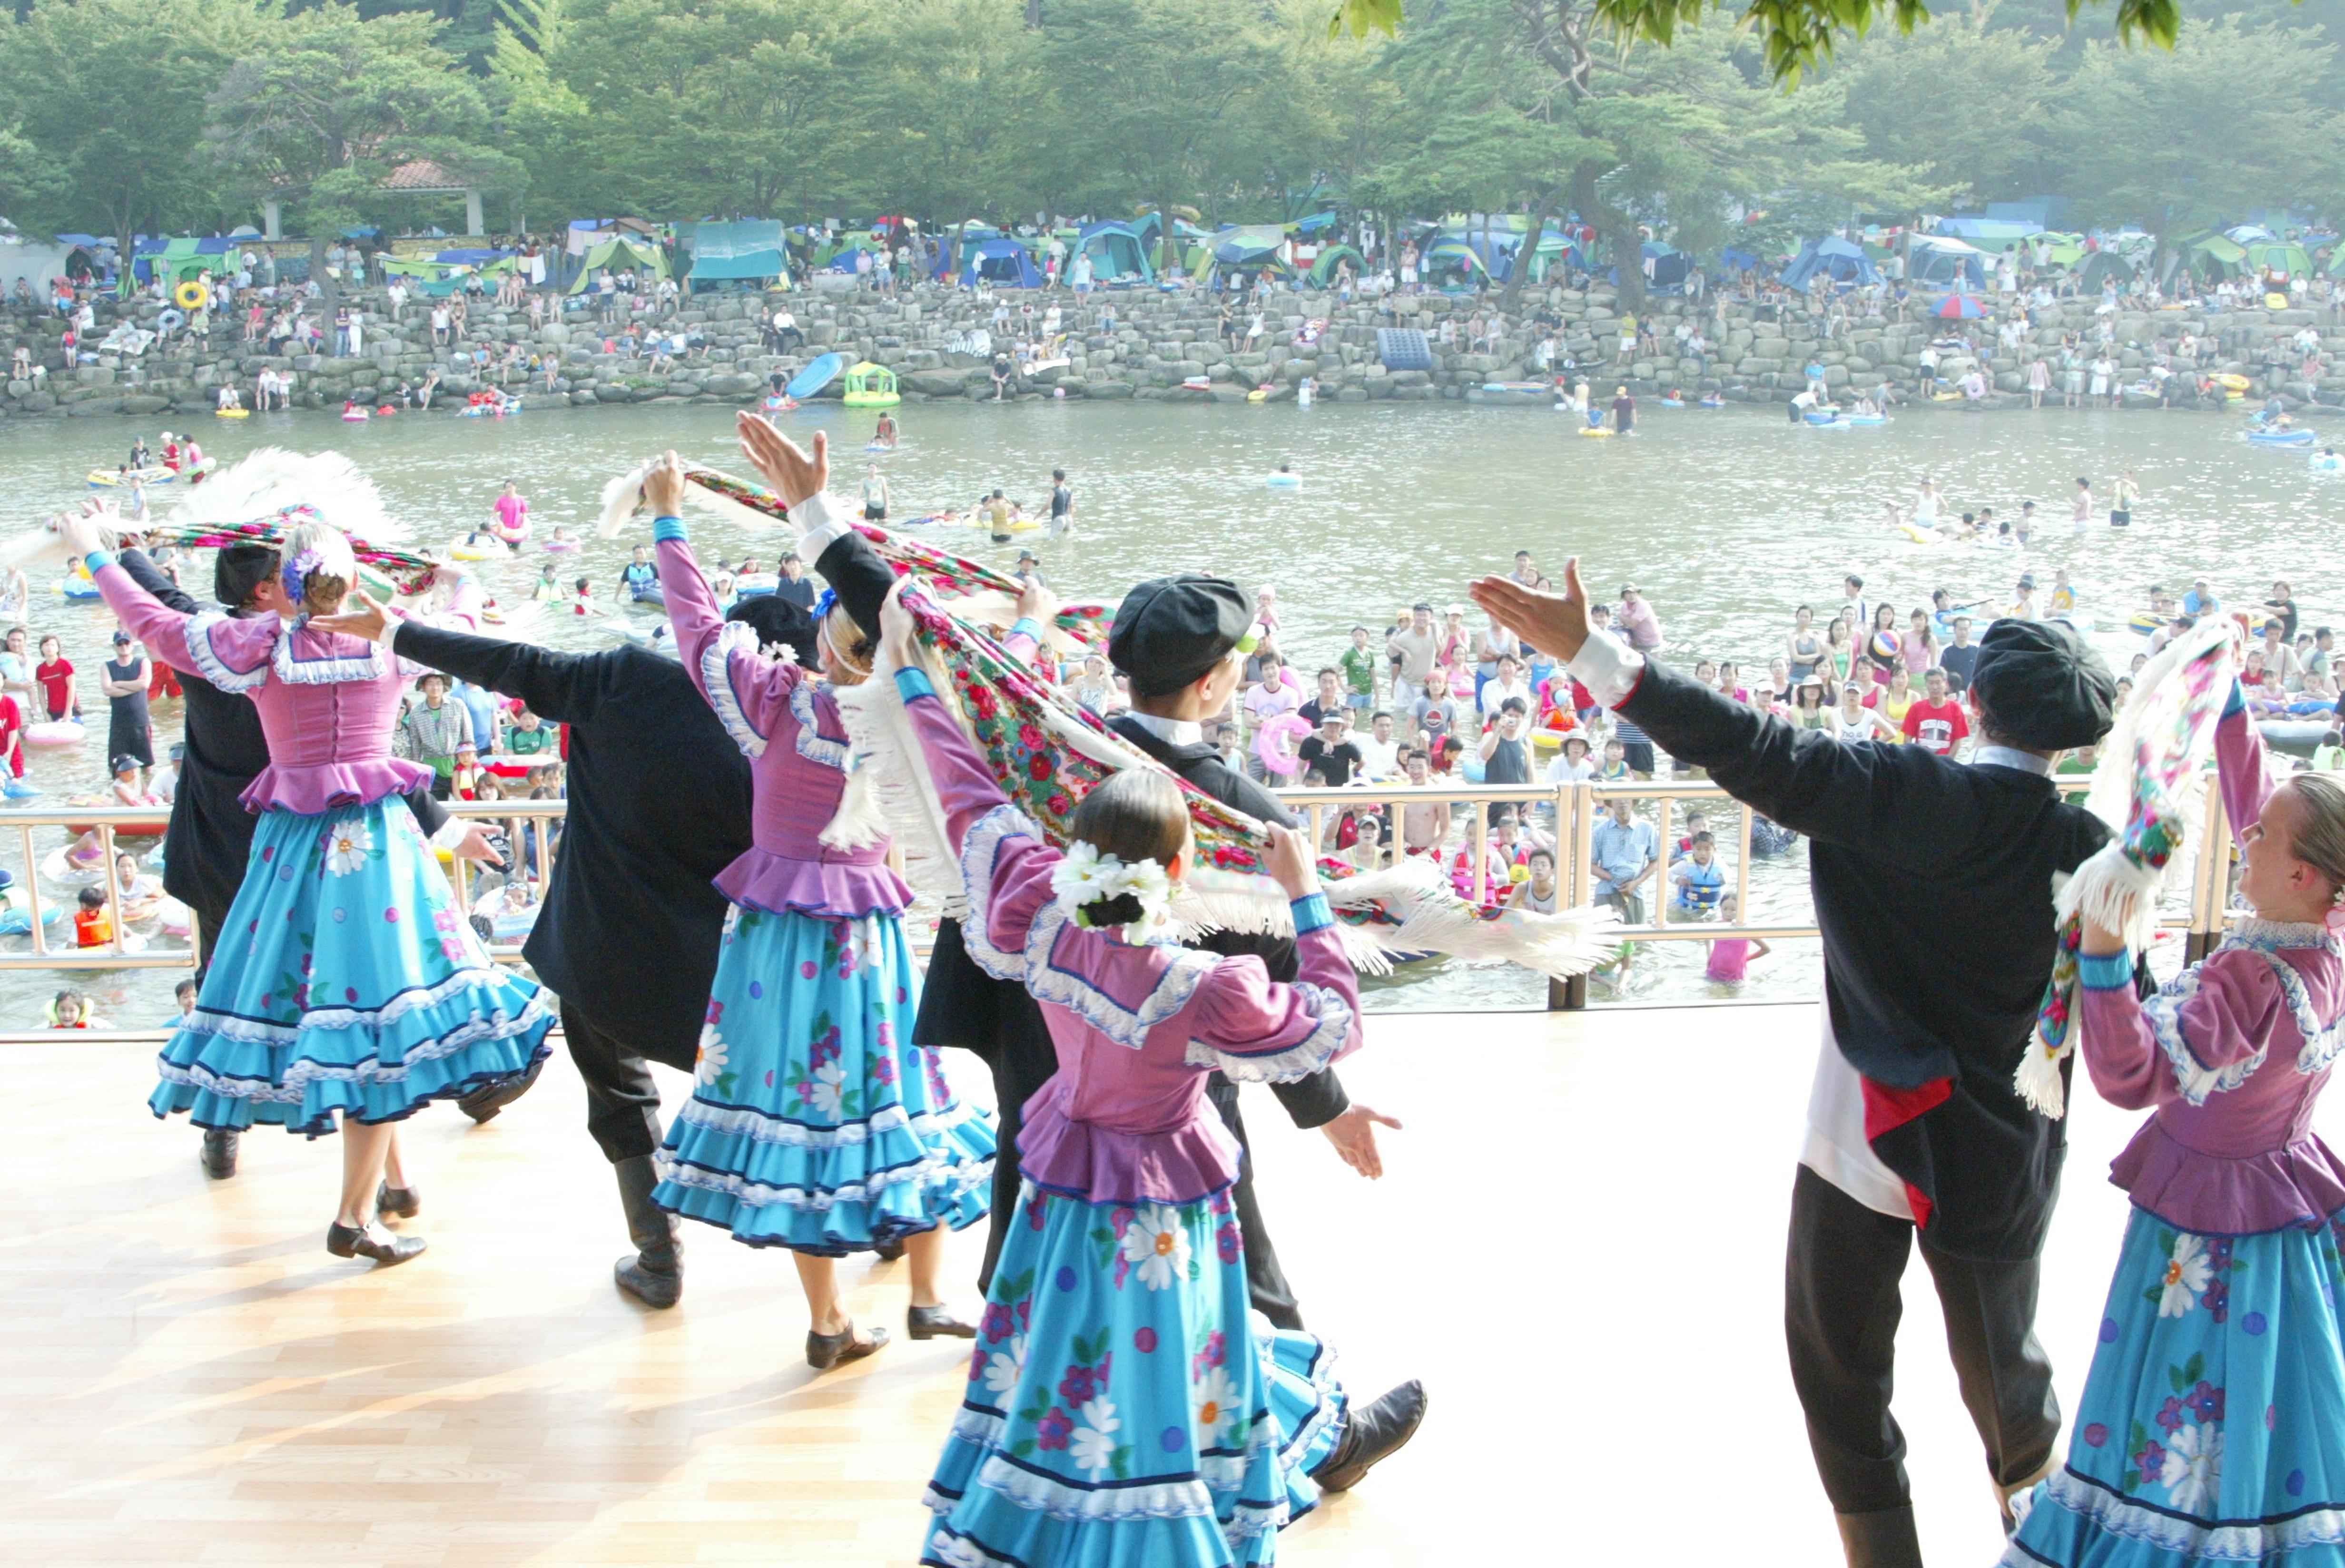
1596,0,2187,84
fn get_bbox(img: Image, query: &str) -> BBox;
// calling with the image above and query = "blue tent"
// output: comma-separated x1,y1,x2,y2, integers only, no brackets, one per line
1075,221,1153,283
688,220,786,284
1779,235,1881,289
965,237,1044,288
1294,211,1340,235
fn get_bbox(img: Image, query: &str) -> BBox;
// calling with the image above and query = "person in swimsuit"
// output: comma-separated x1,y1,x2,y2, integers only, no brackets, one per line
860,463,889,521
1788,606,1823,683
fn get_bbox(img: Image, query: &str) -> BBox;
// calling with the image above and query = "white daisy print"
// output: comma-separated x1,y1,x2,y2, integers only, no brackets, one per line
1192,1367,1240,1446
324,821,374,876
1119,1205,1191,1291
2161,1421,2223,1514
982,1335,1027,1398
1069,1397,1120,1473
2159,1233,2212,1318
694,1026,729,1086
810,1061,847,1115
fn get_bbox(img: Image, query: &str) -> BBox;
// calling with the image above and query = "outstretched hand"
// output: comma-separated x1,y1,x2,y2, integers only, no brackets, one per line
310,589,390,644
1320,1103,1403,1180
642,450,689,518
1469,557,1593,664
49,504,111,560
737,412,828,508
877,575,919,667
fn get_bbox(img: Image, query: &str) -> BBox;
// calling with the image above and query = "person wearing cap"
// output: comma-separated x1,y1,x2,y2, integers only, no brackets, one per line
916,571,1402,1331
1387,602,1438,709
99,630,154,791
1473,560,2123,1568
105,539,487,1183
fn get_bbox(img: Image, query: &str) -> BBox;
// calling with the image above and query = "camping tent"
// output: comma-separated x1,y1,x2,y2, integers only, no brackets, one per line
2182,232,2249,278
1779,236,1881,290
566,235,669,292
1210,225,1290,268
1642,242,1692,290
1931,217,2043,254
2242,240,2314,279
1074,221,1152,283
2076,251,2136,292
690,220,788,285
0,242,95,296
964,237,1044,288
1308,244,1365,287
1908,237,1987,289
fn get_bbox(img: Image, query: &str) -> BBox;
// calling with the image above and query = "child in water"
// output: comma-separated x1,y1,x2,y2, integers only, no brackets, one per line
1702,892,1770,985
532,563,562,602
571,576,602,617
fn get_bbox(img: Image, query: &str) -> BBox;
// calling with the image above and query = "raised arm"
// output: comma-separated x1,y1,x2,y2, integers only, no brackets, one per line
2215,685,2279,853
86,549,273,689
386,619,607,725
116,546,200,617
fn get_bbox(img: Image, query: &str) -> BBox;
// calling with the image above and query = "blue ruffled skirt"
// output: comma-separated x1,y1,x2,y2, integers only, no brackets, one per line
653,904,994,1254
149,799,553,1136
2005,1204,2345,1565
921,1181,1346,1568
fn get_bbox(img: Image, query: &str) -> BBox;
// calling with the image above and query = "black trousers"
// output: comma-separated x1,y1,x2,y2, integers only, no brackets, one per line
1784,1164,2059,1517
564,1002,695,1165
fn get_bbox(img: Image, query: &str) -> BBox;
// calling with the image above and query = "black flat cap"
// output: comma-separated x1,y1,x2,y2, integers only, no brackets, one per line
726,593,819,670
1110,575,1254,697
1970,618,2116,751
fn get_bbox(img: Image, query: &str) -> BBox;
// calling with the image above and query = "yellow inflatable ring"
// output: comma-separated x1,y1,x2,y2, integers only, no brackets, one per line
2216,372,2251,392
174,279,209,311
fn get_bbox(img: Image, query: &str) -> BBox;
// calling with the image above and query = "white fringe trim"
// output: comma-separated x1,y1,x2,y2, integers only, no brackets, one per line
186,968,528,1045
184,612,273,693
1024,904,1221,1050
831,650,961,884
1186,980,1356,1084
272,630,385,687
964,1454,1218,1525
790,680,850,772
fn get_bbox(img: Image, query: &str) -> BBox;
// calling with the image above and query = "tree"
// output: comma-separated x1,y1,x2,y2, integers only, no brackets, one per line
877,0,1048,244
204,2,521,317
1592,0,2184,84
0,0,256,270
1833,14,2059,206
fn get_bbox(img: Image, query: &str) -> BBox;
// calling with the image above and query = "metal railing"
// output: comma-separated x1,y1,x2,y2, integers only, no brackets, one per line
0,769,2245,1012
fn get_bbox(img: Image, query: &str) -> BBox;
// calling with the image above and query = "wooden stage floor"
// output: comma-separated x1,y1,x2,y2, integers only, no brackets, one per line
3,1002,2287,1566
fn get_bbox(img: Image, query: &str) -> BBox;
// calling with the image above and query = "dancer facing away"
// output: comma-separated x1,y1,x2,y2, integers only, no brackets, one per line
2006,659,2345,1565
640,449,995,1367
111,538,495,1183
60,507,552,1266
1473,562,2118,1568
875,582,1426,1568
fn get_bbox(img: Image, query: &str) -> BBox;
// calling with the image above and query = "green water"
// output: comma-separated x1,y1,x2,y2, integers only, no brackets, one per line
2,396,2335,1025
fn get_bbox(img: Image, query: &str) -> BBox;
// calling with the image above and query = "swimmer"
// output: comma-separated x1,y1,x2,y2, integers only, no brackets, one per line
2049,568,2076,615
571,575,603,617
873,411,898,449
548,524,578,547
2015,500,2036,544
531,562,562,603
1912,478,1941,531
2071,477,2094,533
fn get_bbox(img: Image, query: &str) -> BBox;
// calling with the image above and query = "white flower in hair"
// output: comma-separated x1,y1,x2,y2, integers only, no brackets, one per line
1050,841,1118,904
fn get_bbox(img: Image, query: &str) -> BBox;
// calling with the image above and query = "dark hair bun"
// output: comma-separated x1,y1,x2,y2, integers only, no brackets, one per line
1078,892,1146,930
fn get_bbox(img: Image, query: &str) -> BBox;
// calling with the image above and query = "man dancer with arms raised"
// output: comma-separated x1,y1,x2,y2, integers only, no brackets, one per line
1474,562,2119,1568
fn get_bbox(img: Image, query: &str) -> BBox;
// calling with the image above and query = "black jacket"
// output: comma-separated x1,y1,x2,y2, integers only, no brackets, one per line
1618,656,2109,1259
388,623,751,1065
120,549,449,937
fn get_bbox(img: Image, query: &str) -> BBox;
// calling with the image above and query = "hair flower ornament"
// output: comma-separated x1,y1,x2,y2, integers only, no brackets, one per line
1050,843,1174,937
282,547,324,602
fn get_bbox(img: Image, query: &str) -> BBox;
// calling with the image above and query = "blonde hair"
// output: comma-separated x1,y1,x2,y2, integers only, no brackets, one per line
280,521,357,615
2286,773,2345,899
819,603,876,686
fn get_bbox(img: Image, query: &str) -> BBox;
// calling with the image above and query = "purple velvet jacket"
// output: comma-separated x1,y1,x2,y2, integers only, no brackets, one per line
2079,707,2345,1235
899,667,1363,1207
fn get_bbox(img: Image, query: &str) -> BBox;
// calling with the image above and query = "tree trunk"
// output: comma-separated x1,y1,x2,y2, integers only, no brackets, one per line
1500,186,1561,316
1024,0,1042,25
1573,164,1643,314
311,231,340,335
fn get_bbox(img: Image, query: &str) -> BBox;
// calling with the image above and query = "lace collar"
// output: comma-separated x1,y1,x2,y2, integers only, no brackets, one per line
2226,917,2342,953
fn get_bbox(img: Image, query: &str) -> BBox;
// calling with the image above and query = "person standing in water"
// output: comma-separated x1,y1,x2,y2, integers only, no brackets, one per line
1047,467,1074,538
2108,468,2138,528
493,480,529,541
1611,384,1636,434
2071,477,2094,534
860,462,890,522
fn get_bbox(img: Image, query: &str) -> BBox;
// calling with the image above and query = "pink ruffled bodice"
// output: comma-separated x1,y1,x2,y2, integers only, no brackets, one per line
95,563,434,814
659,535,909,919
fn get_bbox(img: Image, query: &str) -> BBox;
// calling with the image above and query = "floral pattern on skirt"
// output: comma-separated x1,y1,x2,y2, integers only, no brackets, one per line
653,904,994,1254
148,799,552,1136
2005,1204,2345,1565
920,1180,1346,1568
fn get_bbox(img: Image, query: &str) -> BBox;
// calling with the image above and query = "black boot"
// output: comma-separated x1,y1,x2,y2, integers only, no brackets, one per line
612,1154,681,1309
200,1128,239,1180
1834,1506,1924,1568
1311,1379,1428,1493
456,1055,545,1124
325,1221,427,1266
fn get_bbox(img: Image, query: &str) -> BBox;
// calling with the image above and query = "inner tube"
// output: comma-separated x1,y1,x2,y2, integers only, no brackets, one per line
155,307,184,331
1266,472,1301,487
2127,612,2164,635
25,720,84,745
174,279,209,311
1842,413,1886,426
55,577,102,600
1896,522,1935,543
2216,372,2252,392
1577,427,1613,438
542,538,581,553
2249,428,2315,446
1253,712,1312,778
2311,454,2344,472
342,409,369,423
448,539,512,561
215,408,250,419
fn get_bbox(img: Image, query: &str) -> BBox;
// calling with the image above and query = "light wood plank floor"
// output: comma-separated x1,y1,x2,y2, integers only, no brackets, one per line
0,1002,2273,1565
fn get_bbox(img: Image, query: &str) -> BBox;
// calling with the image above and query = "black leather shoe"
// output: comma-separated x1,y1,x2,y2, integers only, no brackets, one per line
200,1128,239,1180
325,1222,427,1266
1312,1379,1428,1492
612,1155,682,1309
806,1320,888,1370
906,1304,976,1340
456,1056,545,1124
375,1181,420,1220
870,1235,906,1263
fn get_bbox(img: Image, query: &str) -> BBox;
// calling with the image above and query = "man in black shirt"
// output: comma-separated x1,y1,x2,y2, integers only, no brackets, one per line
1938,615,1981,694
1297,709,1362,786
773,551,816,611
1476,562,2119,1568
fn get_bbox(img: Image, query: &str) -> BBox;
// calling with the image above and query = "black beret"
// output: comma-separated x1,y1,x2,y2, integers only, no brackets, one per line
1970,618,2116,750
726,593,819,670
1109,575,1255,697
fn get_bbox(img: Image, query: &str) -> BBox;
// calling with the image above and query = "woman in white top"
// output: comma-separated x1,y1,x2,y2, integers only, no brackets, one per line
1831,685,1899,745
1911,478,1941,530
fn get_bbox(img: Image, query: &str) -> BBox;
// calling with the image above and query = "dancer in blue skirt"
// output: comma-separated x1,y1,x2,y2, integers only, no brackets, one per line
61,506,552,1268
638,452,994,1369
2008,681,2345,1565
876,582,1426,1567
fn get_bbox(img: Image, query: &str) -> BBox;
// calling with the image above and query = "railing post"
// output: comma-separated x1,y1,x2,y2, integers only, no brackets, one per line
1554,780,1595,1010
2187,778,2231,962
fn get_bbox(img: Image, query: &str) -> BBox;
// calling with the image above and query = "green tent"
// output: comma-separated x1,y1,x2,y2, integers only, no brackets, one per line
2243,240,2314,279
690,220,788,284
2183,232,2249,276
1308,245,1364,286
566,235,670,293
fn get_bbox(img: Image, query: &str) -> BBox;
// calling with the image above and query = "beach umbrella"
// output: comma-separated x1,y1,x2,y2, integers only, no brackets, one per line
1937,293,1986,319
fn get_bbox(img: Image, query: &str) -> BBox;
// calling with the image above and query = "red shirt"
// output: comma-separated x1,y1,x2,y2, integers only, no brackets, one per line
34,658,74,720
1902,696,1970,755
0,693,23,775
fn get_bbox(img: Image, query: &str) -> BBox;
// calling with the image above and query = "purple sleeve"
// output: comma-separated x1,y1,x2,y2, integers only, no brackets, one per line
2215,706,2277,852
1185,926,1363,1083
903,675,1057,970
660,536,800,757
2082,947,2280,1109
93,561,272,688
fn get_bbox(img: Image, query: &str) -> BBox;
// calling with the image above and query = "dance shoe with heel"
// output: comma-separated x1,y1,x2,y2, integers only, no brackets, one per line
200,1128,239,1180
375,1181,421,1220
1312,1379,1429,1493
906,1304,976,1340
456,1056,545,1124
611,1154,682,1309
806,1320,888,1370
326,1222,427,1267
